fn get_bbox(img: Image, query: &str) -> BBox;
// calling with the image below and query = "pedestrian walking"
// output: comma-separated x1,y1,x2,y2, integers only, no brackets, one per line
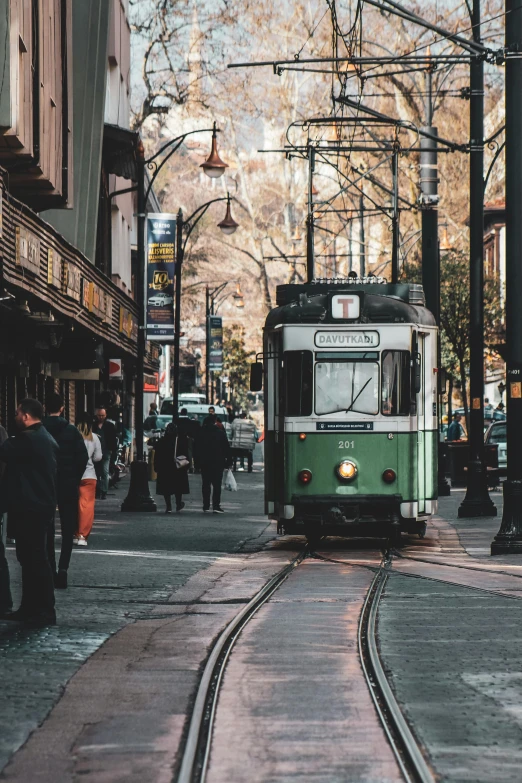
447,413,465,442
0,399,58,627
178,408,200,473
230,412,257,472
43,393,88,588
154,422,190,513
75,413,103,546
92,407,118,499
149,402,158,416
0,423,12,614
194,414,231,514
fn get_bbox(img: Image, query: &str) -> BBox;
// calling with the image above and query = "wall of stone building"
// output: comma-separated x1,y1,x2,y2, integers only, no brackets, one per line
43,0,110,262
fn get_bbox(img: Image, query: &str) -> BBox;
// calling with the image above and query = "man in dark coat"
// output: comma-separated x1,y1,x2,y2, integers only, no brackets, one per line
43,393,88,589
0,398,58,627
93,407,118,499
194,415,231,513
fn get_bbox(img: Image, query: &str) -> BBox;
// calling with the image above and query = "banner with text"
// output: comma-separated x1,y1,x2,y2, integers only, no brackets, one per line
207,315,223,372
146,214,176,342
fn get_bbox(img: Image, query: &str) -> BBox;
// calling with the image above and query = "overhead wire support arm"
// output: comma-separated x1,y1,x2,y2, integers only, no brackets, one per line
334,96,467,151
373,0,490,56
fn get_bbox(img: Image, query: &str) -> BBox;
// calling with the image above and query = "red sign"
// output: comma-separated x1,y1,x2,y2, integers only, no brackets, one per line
109,359,122,379
144,372,159,392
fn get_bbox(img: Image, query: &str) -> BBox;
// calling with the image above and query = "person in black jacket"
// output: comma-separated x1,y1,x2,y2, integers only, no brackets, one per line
43,393,88,589
92,407,118,499
0,398,58,627
194,415,231,513
154,423,190,513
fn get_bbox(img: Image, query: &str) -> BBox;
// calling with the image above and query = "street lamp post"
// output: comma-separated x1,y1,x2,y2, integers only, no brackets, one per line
122,123,229,512
458,0,496,518
172,195,239,418
491,0,522,553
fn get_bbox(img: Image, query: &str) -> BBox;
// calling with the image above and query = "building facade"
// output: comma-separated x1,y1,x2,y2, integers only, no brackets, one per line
0,0,158,442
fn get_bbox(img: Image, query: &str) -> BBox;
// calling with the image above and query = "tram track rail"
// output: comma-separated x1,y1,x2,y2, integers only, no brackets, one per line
176,543,437,783
359,553,436,783
177,546,309,783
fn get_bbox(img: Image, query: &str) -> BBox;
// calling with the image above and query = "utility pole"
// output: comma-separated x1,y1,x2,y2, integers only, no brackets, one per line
391,150,400,283
205,285,213,405
173,209,184,419
121,142,157,512
459,0,496,517
420,56,440,322
420,53,450,497
359,193,365,276
306,146,315,282
491,0,522,551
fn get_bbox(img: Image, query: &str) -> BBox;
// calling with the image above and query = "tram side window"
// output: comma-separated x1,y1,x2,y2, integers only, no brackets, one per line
381,351,410,416
284,351,313,416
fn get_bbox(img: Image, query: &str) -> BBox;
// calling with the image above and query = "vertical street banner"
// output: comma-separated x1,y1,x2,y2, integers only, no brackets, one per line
207,315,223,372
146,214,176,342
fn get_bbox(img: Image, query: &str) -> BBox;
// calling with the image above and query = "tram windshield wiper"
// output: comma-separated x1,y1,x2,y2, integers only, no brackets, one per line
346,377,372,413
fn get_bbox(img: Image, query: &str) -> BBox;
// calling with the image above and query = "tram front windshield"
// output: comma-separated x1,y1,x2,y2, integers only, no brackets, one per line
315,360,379,415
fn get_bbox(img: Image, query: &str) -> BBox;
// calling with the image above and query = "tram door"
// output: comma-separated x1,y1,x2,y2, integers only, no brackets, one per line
416,332,427,514
268,331,285,513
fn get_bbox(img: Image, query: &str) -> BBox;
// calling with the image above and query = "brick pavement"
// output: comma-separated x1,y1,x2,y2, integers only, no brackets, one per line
0,467,276,778
379,488,522,783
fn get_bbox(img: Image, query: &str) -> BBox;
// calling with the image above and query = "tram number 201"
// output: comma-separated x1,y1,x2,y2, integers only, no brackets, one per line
338,440,355,449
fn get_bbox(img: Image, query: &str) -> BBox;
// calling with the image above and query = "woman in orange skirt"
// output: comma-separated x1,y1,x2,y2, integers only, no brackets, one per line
74,413,102,546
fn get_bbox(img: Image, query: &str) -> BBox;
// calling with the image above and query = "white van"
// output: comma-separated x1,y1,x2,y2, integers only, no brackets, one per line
161,394,206,413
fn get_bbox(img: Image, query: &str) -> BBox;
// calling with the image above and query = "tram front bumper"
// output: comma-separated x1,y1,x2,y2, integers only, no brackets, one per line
291,494,403,525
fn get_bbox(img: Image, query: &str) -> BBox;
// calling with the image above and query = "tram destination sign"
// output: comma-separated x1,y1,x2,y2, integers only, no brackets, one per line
316,422,374,431
314,330,379,348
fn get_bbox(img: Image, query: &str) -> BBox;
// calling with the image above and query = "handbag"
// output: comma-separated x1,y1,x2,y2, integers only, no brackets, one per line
174,436,189,470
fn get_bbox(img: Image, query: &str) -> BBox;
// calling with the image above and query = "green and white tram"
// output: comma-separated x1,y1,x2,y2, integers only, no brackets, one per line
252,279,438,542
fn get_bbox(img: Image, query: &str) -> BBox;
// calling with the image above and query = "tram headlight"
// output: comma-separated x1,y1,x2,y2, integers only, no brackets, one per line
336,460,357,481
382,468,396,484
298,469,313,485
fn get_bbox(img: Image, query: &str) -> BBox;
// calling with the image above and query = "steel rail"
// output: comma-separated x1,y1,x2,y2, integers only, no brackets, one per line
359,558,436,783
177,547,308,783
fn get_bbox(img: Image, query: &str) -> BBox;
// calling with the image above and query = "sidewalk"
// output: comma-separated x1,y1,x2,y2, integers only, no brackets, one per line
0,468,276,778
380,487,522,783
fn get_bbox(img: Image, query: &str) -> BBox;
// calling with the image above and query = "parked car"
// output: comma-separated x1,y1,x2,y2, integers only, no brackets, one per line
485,421,507,471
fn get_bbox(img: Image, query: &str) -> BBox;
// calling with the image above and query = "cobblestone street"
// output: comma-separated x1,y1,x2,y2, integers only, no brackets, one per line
4,479,522,783
0,466,277,778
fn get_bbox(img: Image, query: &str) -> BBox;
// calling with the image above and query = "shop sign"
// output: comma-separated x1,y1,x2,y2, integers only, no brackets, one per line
119,306,138,342
82,280,93,311
47,249,62,289
145,213,176,342
63,262,81,302
207,315,223,371
144,372,159,392
15,226,40,276
109,359,123,379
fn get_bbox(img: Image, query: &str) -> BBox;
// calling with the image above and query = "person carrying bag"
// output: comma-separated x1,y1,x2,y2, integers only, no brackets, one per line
154,423,190,513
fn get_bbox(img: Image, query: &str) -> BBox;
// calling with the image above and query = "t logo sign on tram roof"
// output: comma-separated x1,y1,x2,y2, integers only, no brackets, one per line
331,294,360,319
